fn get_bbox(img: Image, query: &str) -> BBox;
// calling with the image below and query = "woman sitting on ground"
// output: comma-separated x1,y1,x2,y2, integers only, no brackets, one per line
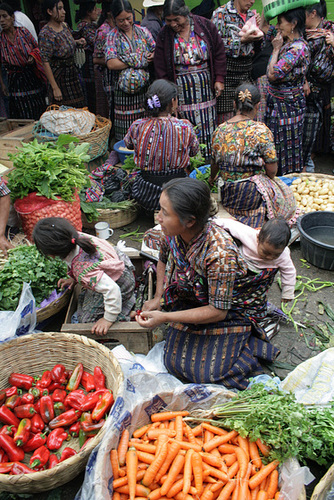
210,82,301,228
136,177,280,390
124,79,199,213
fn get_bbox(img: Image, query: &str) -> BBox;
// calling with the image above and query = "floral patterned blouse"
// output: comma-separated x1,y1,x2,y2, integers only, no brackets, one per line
211,119,277,181
76,20,96,53
268,38,310,88
38,23,76,62
105,24,155,67
174,18,209,68
211,1,255,58
93,21,113,59
306,20,334,87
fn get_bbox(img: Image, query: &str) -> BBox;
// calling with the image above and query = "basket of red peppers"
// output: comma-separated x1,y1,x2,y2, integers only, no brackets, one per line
0,331,124,493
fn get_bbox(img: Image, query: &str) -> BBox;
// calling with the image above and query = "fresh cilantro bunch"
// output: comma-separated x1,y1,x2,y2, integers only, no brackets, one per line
0,245,67,310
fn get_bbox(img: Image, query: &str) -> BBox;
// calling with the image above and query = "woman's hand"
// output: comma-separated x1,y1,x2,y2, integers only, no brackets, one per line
135,310,165,329
147,51,155,63
143,296,161,312
27,56,34,65
58,277,75,290
92,318,112,335
304,79,310,97
214,81,224,98
272,32,283,51
76,38,86,47
325,31,334,47
53,85,62,101
281,298,292,304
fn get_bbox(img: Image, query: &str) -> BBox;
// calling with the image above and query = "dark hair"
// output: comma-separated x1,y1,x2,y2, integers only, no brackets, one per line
33,217,97,259
279,7,306,35
306,0,327,18
146,79,178,117
163,0,190,19
234,82,260,113
258,218,291,249
42,0,62,19
5,0,20,11
75,1,96,24
0,3,14,16
98,1,112,26
162,178,211,229
110,0,133,19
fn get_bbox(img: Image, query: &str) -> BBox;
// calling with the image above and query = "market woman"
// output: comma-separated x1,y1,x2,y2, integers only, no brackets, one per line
0,3,46,119
266,7,310,175
124,79,199,212
210,83,301,228
211,0,263,124
105,0,155,141
136,178,280,390
38,0,86,108
154,0,226,159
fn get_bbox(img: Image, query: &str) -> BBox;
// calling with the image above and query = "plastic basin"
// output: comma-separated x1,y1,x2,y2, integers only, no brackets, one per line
297,211,334,271
113,140,134,164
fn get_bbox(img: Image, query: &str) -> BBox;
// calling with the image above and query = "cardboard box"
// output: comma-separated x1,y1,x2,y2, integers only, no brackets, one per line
0,119,35,169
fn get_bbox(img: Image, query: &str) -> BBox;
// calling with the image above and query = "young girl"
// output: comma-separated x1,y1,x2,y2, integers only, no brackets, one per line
124,79,199,213
33,217,136,335
217,218,296,302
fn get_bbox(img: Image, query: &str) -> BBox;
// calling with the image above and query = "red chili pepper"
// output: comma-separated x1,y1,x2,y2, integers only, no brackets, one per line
0,425,16,436
59,447,77,463
51,364,67,384
0,434,25,462
48,382,66,392
14,418,31,447
47,428,69,450
91,391,114,421
8,373,34,391
5,386,20,398
14,404,36,420
22,432,47,453
81,419,105,436
36,370,52,389
48,453,59,469
0,462,14,473
93,366,106,391
0,406,20,427
48,409,81,429
64,391,87,411
80,436,94,450
39,396,55,423
80,389,108,412
4,395,22,410
34,400,41,414
66,363,84,392
69,422,80,437
51,389,67,403
10,461,35,475
30,413,45,434
0,449,8,462
30,445,50,469
28,387,41,400
81,371,95,392
0,389,7,405
20,393,35,405
54,402,66,417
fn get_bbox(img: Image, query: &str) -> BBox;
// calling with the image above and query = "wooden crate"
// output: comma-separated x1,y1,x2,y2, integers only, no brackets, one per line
0,119,35,169
61,253,154,354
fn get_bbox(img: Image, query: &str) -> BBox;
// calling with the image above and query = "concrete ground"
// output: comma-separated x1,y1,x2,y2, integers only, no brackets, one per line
2,153,333,500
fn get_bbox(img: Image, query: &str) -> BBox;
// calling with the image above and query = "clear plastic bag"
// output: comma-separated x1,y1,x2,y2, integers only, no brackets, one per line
0,282,36,342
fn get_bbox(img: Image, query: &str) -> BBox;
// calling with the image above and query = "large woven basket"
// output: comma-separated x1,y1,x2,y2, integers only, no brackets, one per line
33,106,111,161
284,173,334,181
82,202,139,230
0,331,124,493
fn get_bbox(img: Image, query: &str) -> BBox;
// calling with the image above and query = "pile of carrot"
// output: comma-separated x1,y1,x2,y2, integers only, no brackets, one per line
110,410,281,500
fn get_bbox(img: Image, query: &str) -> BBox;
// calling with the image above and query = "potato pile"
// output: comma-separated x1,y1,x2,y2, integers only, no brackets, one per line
291,176,334,212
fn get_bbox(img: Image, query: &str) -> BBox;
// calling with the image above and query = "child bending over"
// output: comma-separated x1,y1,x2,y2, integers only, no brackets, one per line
217,218,296,302
33,217,136,335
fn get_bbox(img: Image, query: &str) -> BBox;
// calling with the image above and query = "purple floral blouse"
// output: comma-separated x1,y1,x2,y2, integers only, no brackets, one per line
38,23,76,62
93,21,113,59
268,38,310,88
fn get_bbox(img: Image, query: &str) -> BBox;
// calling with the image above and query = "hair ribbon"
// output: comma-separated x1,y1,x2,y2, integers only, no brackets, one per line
147,94,161,109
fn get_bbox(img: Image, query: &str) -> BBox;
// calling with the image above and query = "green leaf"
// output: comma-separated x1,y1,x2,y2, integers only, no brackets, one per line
56,134,80,147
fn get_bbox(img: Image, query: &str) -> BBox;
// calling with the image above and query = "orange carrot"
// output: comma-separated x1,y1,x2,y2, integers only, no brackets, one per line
249,461,279,490
202,423,228,436
147,488,162,500
237,435,249,462
204,430,215,443
142,441,169,487
227,460,239,479
169,420,175,431
201,489,214,500
256,439,270,458
130,442,157,454
113,470,146,489
119,494,128,500
133,424,151,439
222,453,237,466
118,429,130,467
168,478,185,498
202,462,229,482
184,423,197,444
216,480,236,500
126,447,138,500
147,429,176,440
112,492,121,500
155,433,169,455
238,463,252,500
171,439,202,452
218,444,238,454
251,485,260,500
183,448,194,494
203,430,239,452
136,450,155,464
256,491,268,500
160,454,185,496
249,441,262,469
274,493,281,500
115,484,151,497
231,474,240,500
175,493,193,500
175,415,184,441
210,482,225,493
200,452,224,469
150,411,189,422
235,446,248,479
266,470,279,499
110,449,120,480
155,441,181,482
192,451,203,494
192,424,204,437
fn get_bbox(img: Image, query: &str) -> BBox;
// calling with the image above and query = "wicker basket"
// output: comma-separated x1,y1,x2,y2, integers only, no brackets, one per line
82,202,139,230
0,331,124,493
36,288,72,323
33,106,111,161
284,173,334,181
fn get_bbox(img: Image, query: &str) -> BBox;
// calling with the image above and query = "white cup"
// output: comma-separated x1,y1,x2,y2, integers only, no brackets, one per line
95,221,113,239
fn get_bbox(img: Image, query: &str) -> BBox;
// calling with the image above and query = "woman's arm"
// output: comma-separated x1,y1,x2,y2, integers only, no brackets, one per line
209,159,220,186
267,33,283,81
93,56,105,66
142,260,166,311
136,304,227,329
42,61,62,101
106,58,128,70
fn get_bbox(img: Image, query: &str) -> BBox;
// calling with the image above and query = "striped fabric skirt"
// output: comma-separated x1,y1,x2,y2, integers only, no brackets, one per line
7,65,46,120
220,179,266,228
50,57,85,108
265,87,306,175
217,56,253,124
255,75,268,124
113,73,148,141
80,51,96,114
94,66,110,119
303,89,323,164
176,65,216,159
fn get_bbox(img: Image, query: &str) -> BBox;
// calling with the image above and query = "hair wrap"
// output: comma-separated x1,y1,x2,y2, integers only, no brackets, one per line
71,238,76,244
147,94,161,109
238,89,252,103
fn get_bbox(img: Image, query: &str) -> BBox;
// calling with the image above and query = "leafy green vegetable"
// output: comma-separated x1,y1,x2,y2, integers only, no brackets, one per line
187,383,334,465
121,155,137,172
0,245,67,310
189,143,206,172
79,191,136,223
7,136,91,202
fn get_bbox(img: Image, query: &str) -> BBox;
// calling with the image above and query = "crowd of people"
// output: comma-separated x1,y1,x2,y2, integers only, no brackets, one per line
0,0,333,388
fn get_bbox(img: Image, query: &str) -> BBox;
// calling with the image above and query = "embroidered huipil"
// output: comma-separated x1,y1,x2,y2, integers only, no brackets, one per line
39,23,76,61
306,20,334,90
105,24,155,67
93,21,113,59
268,38,310,90
1,27,38,69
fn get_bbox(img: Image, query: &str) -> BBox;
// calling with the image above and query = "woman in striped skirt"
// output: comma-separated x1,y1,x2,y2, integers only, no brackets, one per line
105,0,155,141
124,79,199,213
